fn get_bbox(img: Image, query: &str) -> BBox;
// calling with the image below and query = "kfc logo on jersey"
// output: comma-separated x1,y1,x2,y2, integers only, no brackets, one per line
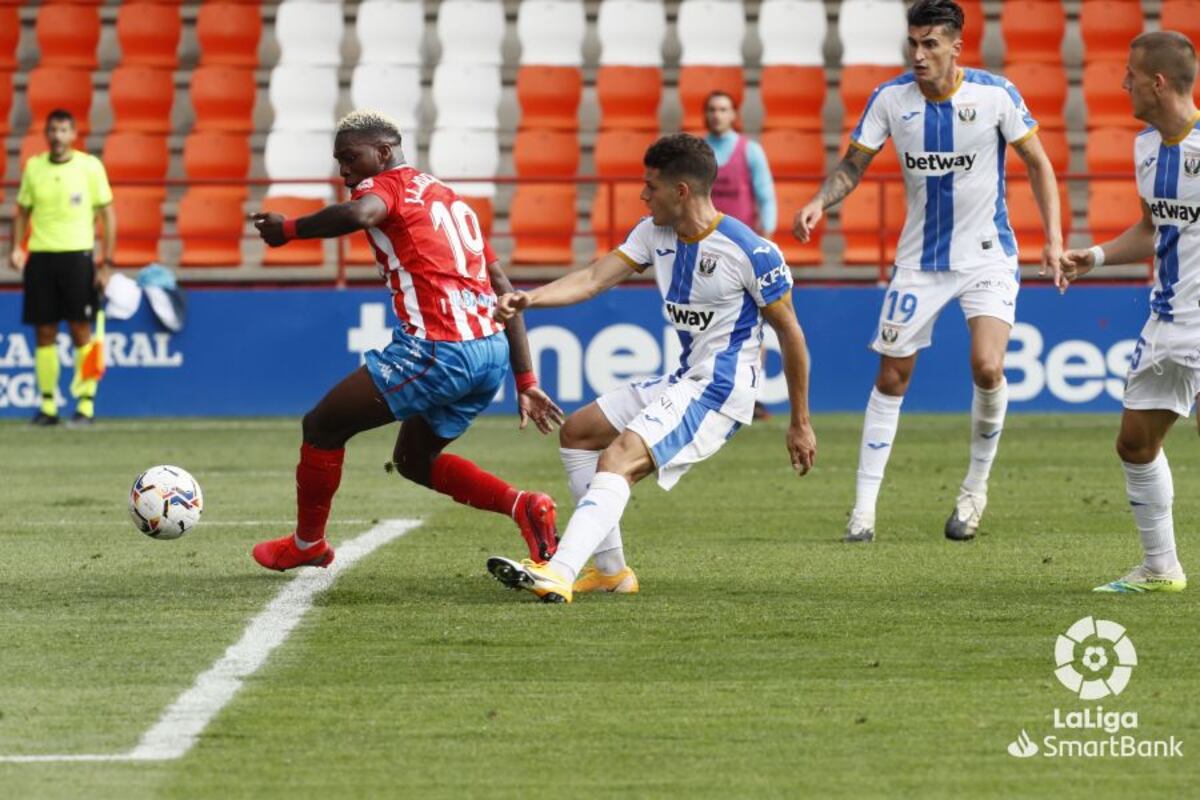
903,151,977,175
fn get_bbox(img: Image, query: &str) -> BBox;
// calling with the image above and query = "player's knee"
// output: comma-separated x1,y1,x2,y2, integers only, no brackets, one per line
971,359,1005,390
876,366,911,396
1116,433,1156,464
302,407,343,449
560,410,605,450
392,449,432,486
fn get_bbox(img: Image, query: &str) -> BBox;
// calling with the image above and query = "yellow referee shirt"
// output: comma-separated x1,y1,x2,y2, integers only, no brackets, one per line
16,150,114,253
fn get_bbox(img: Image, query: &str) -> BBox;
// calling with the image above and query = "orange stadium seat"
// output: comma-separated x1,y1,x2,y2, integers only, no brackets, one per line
1086,127,1139,174
36,3,100,69
102,131,169,198
839,181,907,266
27,67,92,138
1088,179,1143,245
463,197,495,240
117,2,181,68
510,185,576,264
0,71,11,136
840,65,901,131
761,129,824,179
1084,60,1140,129
678,66,744,132
260,197,324,267
178,189,244,267
1080,0,1144,62
21,133,48,167
958,0,984,66
0,6,18,70
109,190,163,268
196,1,262,67
596,66,661,130
516,66,583,130
1005,127,1069,175
109,66,174,134
763,129,825,263
1001,63,1066,130
1004,178,1071,264
1001,0,1064,64
1161,1,1200,51
513,129,579,177
760,66,825,131
183,131,251,197
190,66,256,133
591,129,656,254
772,182,824,266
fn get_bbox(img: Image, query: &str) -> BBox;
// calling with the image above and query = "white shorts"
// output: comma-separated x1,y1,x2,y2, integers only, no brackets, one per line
1123,318,1200,417
872,264,1019,357
596,376,742,490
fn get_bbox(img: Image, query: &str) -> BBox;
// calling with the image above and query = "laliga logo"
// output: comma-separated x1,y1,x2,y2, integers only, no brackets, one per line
1054,616,1137,700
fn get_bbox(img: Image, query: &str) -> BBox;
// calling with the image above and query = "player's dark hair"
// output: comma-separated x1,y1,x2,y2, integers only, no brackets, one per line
643,133,718,193
907,0,964,36
44,108,75,129
1132,31,1198,95
704,91,738,112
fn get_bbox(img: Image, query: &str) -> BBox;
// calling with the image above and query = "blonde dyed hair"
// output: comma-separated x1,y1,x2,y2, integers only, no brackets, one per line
336,109,403,144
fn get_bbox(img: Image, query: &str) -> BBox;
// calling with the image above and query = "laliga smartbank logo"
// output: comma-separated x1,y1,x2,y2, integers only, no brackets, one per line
1006,617,1183,760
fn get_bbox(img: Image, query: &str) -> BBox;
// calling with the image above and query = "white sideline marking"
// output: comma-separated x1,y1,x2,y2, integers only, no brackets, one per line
19,519,375,528
0,518,421,764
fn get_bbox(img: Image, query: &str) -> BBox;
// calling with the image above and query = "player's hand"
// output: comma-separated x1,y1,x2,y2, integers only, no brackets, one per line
251,212,287,247
1041,240,1066,294
787,419,817,476
1060,248,1097,286
495,291,531,322
792,200,824,244
518,386,566,434
94,260,112,290
9,246,26,272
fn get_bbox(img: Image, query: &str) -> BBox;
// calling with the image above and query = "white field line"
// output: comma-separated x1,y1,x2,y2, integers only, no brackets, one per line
0,518,421,764
12,519,376,528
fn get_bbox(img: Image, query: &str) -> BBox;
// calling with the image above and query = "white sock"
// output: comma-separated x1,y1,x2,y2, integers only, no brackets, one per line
560,447,626,575
548,471,631,585
1123,452,1180,574
962,380,1008,494
293,534,319,550
853,388,903,520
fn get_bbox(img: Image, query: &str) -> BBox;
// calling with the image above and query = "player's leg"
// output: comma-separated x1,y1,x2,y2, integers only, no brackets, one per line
560,400,630,586
23,254,63,424
63,254,99,423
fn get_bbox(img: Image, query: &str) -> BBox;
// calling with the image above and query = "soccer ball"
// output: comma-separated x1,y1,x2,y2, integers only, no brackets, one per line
129,465,204,540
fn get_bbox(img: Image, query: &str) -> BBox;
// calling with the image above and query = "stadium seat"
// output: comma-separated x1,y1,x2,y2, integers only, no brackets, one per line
350,64,421,137
0,71,11,137
596,66,662,130
1004,178,1071,264
758,0,826,67
21,133,48,168
190,66,255,133
36,3,100,69
518,0,585,66
1001,0,1064,64
109,66,174,134
1080,0,1144,62
275,1,345,66
594,129,657,177
1088,179,1143,244
837,0,907,66
677,0,746,67
761,129,825,265
437,0,505,65
428,128,499,199
760,66,826,131
1002,63,1066,130
516,66,582,130
761,129,825,178
513,129,579,177
109,189,163,268
678,67,745,131
195,2,261,67
591,129,656,253
432,64,501,130
1086,127,1138,174
178,189,244,267
356,0,424,65
510,185,577,265
0,6,19,70
462,196,495,239
102,132,169,199
269,65,339,132
1004,127,1069,175
839,180,907,265
597,0,665,67
116,2,181,68
1161,1,1200,52
184,132,251,198
772,182,824,266
840,65,901,131
957,0,984,66
1084,60,1140,129
27,67,92,138
264,131,336,200
260,197,325,266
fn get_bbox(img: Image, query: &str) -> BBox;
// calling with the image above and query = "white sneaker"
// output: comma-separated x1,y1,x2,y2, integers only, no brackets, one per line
944,489,987,541
1093,563,1187,593
844,510,875,543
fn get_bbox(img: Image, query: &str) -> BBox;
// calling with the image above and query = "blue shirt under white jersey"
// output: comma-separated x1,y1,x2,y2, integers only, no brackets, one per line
615,214,793,424
850,68,1039,272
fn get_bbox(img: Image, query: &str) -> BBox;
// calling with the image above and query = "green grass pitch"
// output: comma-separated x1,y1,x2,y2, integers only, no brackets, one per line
2,413,1198,798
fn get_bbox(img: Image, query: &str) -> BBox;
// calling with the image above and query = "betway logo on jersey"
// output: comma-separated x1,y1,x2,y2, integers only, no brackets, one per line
1148,198,1200,227
664,302,716,332
903,151,977,176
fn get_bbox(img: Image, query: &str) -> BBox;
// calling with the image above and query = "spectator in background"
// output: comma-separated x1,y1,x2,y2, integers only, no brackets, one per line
9,110,115,426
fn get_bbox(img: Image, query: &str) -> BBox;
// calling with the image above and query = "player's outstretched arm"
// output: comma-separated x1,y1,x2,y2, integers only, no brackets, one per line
793,146,875,244
9,205,30,271
1013,135,1066,291
761,297,816,476
252,195,389,246
487,259,565,434
494,250,636,321
1061,201,1156,285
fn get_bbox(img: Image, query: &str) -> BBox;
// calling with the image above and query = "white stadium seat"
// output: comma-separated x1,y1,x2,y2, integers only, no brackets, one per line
838,0,907,65
356,0,424,65
677,0,746,67
517,0,585,66
436,0,504,65
268,65,339,131
264,130,336,200
274,0,345,66
597,0,665,67
431,63,501,129
759,0,827,66
350,64,421,130
428,128,499,197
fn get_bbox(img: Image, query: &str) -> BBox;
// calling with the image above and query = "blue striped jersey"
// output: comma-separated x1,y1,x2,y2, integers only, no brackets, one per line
615,214,793,424
850,68,1039,272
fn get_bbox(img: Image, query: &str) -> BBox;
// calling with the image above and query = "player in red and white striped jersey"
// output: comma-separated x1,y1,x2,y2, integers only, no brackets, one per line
249,109,564,573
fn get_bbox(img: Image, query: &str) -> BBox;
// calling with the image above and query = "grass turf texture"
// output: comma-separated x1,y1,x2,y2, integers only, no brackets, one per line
1,414,1198,798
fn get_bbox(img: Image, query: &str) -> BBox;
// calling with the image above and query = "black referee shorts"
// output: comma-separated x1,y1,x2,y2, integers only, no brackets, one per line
22,251,98,325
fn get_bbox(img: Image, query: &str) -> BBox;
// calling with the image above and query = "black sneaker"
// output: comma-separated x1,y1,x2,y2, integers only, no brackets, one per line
31,411,59,426
68,411,95,428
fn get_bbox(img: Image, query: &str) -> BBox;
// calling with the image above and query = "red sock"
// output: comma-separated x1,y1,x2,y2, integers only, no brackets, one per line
296,443,344,543
430,453,521,517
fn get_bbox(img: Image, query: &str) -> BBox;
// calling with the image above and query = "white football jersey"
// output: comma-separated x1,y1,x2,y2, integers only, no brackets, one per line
851,68,1039,272
1134,118,1200,325
616,214,793,424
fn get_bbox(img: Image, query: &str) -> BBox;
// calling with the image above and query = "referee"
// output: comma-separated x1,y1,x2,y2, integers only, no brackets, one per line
9,109,115,426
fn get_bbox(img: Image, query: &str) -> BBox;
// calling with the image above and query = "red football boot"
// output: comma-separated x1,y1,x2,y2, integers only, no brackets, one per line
252,534,335,572
513,492,558,562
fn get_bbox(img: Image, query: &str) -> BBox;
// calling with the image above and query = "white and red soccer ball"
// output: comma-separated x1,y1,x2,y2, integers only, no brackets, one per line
129,465,204,540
